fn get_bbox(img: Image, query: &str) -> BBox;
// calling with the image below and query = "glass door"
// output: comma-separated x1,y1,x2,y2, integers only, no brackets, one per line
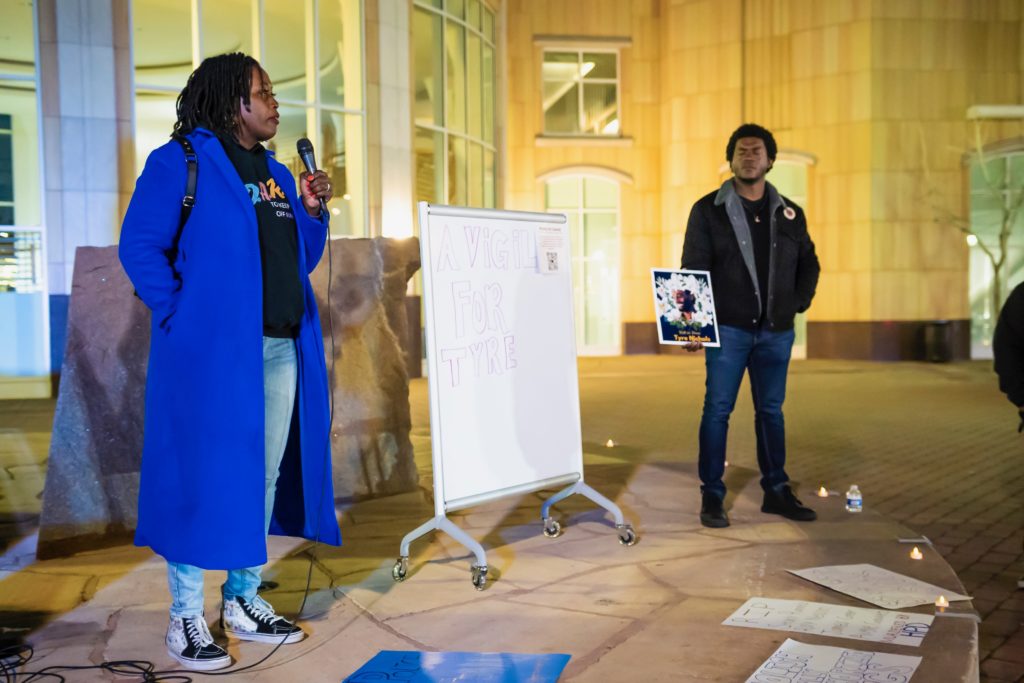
545,175,621,355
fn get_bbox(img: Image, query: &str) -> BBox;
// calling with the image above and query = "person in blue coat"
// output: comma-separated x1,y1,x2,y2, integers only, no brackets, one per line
119,53,342,671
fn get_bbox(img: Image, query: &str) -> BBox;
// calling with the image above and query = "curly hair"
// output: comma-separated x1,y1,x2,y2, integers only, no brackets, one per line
726,123,777,162
173,52,261,137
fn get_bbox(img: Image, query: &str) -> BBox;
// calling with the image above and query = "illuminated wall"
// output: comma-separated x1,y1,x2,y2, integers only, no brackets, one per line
505,0,663,353
505,0,1024,358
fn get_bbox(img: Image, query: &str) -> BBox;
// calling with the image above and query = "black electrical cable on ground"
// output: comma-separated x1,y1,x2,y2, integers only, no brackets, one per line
0,233,339,683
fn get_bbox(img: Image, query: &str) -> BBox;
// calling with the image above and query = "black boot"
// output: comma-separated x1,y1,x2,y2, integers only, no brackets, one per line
762,485,817,522
700,492,730,528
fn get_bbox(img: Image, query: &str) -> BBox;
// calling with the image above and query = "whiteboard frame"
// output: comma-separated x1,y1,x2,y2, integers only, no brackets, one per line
395,203,637,587
418,202,581,518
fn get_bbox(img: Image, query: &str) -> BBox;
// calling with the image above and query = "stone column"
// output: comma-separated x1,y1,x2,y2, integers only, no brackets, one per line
37,0,134,367
366,0,414,238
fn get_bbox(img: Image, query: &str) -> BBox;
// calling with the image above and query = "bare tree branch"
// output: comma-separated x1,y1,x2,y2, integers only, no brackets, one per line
918,119,1022,318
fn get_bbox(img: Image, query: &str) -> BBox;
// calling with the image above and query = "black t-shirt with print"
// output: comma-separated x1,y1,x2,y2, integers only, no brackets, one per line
220,136,304,338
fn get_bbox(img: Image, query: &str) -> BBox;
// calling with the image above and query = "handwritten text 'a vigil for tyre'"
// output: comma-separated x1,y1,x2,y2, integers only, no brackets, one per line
433,223,536,388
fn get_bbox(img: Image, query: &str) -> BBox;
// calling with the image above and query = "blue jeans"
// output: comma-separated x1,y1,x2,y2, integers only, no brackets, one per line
698,324,795,500
167,336,298,618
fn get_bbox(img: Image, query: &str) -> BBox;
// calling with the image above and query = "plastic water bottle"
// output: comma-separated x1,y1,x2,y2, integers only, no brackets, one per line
845,485,863,513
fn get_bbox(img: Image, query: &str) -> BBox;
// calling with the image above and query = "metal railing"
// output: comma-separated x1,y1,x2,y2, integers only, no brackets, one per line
0,228,43,293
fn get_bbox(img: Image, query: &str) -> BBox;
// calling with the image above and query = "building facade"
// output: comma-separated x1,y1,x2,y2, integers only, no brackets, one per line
2,0,1023,398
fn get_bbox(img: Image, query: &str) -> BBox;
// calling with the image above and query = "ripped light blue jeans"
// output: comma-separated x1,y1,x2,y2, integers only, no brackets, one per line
166,337,297,618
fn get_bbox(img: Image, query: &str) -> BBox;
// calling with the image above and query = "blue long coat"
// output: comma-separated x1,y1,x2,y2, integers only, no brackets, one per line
119,127,342,570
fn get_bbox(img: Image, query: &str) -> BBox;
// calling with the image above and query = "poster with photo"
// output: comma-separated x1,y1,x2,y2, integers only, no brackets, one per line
651,268,720,347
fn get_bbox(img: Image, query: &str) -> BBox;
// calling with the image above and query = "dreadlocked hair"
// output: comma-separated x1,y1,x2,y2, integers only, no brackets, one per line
173,52,261,137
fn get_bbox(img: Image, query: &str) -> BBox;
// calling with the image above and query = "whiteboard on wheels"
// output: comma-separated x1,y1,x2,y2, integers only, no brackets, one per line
418,203,582,513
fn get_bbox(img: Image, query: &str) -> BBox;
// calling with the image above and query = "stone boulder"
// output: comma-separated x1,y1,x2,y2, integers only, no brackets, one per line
309,237,421,502
38,239,421,559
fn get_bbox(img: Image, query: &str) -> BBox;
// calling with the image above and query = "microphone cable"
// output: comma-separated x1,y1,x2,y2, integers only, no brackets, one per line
0,186,340,683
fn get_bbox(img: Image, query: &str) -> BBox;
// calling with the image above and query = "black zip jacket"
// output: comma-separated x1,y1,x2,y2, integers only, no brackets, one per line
681,179,820,331
994,282,1024,407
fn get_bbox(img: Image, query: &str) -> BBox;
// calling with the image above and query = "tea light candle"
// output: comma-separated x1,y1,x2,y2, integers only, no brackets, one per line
910,547,924,560
605,439,615,448
817,486,829,498
935,595,949,608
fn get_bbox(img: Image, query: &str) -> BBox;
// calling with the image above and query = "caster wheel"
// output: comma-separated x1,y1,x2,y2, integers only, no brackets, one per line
617,526,638,547
471,565,489,591
542,518,562,538
392,557,409,582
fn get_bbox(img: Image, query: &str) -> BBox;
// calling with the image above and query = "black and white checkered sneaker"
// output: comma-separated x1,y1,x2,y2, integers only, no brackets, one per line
166,615,231,671
220,595,305,644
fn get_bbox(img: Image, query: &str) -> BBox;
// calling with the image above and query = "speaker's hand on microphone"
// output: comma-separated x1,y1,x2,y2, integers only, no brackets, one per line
300,170,332,217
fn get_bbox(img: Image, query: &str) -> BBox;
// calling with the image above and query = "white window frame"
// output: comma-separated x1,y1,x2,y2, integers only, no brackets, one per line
541,48,620,137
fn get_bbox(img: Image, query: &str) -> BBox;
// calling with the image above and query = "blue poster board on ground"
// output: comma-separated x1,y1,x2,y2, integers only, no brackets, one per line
343,650,571,682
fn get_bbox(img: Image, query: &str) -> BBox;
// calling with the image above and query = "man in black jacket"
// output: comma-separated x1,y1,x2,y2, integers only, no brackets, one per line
681,123,820,528
993,281,1024,590
994,281,1024,434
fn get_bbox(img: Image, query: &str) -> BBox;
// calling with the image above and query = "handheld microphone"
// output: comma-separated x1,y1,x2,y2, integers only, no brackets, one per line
296,137,328,215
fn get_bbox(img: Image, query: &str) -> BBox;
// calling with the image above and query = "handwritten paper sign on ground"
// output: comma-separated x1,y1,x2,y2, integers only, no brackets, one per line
724,597,933,647
789,564,971,609
746,639,921,683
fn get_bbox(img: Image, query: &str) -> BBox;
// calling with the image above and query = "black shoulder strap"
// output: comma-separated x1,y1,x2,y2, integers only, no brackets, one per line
172,134,198,247
132,135,198,300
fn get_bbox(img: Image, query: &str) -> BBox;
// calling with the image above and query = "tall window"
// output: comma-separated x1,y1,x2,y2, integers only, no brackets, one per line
132,0,367,237
722,157,813,357
545,175,621,354
768,158,811,358
0,0,48,392
0,2,42,233
0,116,14,226
542,50,619,136
969,149,1024,359
413,0,497,209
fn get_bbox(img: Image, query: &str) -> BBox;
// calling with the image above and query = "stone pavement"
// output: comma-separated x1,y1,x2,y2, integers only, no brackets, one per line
569,356,1023,682
0,356,1020,681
